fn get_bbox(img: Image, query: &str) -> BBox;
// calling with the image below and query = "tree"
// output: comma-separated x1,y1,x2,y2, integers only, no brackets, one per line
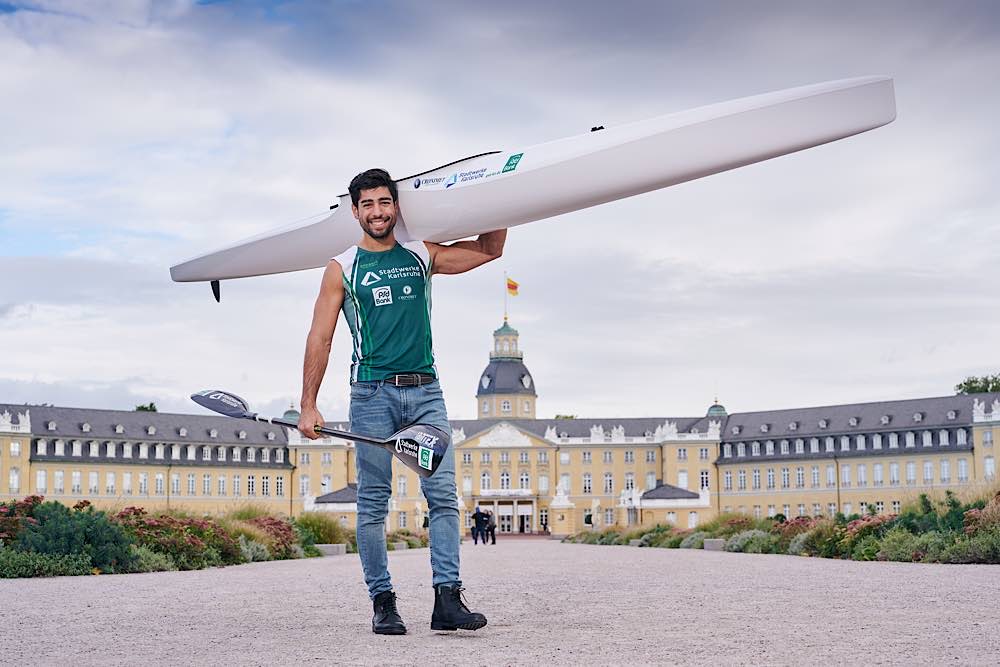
135,402,158,412
955,374,1000,394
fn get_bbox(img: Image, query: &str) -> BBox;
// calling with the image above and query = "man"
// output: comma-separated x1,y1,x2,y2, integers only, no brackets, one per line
486,510,497,544
472,506,488,545
298,168,506,636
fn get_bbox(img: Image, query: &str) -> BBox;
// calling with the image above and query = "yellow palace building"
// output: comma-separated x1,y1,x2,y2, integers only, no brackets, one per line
2,321,999,537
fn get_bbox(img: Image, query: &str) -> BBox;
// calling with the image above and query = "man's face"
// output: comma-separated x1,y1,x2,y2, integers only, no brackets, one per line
352,186,398,240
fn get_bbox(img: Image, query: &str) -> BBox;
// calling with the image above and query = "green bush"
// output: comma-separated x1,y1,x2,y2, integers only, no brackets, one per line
0,547,93,578
113,507,243,570
295,512,351,545
128,544,177,572
16,501,135,573
225,504,274,522
876,527,922,562
658,533,686,548
238,536,271,562
790,521,843,558
850,535,881,561
680,531,708,549
941,527,1000,564
725,529,776,553
787,531,811,556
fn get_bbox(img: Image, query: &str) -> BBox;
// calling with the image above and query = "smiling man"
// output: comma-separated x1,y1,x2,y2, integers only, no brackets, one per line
298,168,506,635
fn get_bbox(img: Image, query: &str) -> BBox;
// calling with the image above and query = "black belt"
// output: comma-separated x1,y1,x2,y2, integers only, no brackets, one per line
384,373,437,387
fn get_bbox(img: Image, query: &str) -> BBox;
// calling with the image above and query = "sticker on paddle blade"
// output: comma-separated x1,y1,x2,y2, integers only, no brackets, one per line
418,446,433,470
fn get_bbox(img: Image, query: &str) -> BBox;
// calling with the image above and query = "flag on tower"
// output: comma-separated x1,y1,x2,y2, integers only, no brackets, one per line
506,277,519,296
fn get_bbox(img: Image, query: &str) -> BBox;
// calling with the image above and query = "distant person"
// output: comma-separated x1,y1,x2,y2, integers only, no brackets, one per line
472,506,488,545
486,510,497,544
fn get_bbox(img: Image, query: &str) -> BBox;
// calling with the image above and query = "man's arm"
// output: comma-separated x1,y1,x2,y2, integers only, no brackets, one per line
298,260,344,439
426,229,507,275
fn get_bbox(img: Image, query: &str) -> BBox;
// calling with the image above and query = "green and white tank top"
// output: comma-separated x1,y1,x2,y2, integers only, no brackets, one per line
333,241,435,382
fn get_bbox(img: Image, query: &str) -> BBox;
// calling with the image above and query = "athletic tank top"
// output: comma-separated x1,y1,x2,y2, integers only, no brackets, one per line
332,241,435,382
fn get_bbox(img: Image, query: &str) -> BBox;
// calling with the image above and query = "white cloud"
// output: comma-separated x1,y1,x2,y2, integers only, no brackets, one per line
1,1,999,421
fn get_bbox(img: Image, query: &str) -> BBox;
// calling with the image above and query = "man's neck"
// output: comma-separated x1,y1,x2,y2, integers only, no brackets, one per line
358,233,397,252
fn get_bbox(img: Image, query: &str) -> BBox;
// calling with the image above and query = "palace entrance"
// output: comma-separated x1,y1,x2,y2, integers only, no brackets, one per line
473,494,537,534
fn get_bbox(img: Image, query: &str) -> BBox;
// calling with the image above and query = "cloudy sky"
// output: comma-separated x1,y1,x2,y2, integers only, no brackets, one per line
2,0,998,423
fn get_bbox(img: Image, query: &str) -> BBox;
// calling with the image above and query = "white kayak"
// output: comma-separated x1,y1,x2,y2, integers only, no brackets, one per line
170,76,895,285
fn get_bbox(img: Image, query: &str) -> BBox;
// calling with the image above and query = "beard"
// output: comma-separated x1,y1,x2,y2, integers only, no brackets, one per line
361,216,396,240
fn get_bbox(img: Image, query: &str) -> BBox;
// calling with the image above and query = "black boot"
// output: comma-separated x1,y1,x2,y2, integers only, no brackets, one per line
372,590,406,635
431,584,488,631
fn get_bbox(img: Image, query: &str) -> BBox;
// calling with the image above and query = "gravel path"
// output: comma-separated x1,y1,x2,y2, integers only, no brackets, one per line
2,539,999,666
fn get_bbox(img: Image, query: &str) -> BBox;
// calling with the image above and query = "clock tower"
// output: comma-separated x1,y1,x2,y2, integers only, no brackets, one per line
476,317,537,419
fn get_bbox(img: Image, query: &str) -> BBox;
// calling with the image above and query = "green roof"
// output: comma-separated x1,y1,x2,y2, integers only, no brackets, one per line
493,319,518,336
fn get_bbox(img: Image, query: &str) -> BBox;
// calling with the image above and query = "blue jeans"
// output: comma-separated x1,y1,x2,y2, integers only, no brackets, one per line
350,379,460,599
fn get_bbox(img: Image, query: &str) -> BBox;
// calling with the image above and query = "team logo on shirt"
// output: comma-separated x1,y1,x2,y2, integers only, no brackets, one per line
403,285,412,295
373,286,393,306
361,271,382,286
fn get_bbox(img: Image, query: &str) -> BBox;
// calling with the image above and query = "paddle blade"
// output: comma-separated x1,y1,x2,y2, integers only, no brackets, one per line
389,424,451,478
191,390,253,419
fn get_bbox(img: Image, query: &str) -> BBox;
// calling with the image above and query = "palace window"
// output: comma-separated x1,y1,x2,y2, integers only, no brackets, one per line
482,401,489,415
218,446,227,462
233,448,242,463
89,441,99,457
70,471,82,494
520,472,530,489
765,441,774,456
322,452,332,464
37,440,48,455
699,470,710,490
520,451,529,464
751,442,760,456
500,451,509,464
481,472,491,490
889,433,899,448
103,473,113,495
624,450,634,464
795,439,804,454
501,400,511,414
940,430,950,446
262,449,271,464
500,472,511,490
922,431,933,447
737,443,746,457
723,444,732,458
780,467,789,489
300,475,311,496
753,506,762,519
582,451,592,463
171,444,180,460
767,505,776,518
826,465,835,487
247,475,256,496
155,444,165,460
539,509,548,528
219,476,227,496
201,446,211,461
462,475,472,493
138,443,148,459
752,469,761,490
604,450,613,463
677,448,687,461
766,468,775,490
398,513,407,529
796,467,805,488
876,501,885,514
625,473,635,491
154,473,164,495
398,476,407,496
481,452,491,464
737,470,746,490
841,465,851,487
797,504,806,517
985,456,996,481
582,473,592,494
779,441,789,455
889,462,900,485
810,438,819,454
121,472,130,495
957,429,968,446
827,503,837,518
462,452,471,464
540,475,549,492
321,474,330,491
811,466,820,487
603,473,614,494
724,471,733,491
188,474,196,495
538,451,548,464
892,500,901,513
906,461,916,484
825,437,834,453
73,441,82,456
606,509,617,526
36,470,47,493
247,448,256,463
905,432,915,448
171,474,180,495
857,465,867,487
647,450,657,462
923,461,934,484
940,460,951,484
201,474,210,495
856,435,865,450
233,475,241,497
873,433,882,449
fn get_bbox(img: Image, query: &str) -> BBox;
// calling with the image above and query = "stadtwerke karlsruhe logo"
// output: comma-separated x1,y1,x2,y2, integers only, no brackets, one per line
445,173,457,188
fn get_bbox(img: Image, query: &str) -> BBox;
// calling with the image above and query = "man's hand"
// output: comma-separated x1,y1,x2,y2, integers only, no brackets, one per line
298,406,326,440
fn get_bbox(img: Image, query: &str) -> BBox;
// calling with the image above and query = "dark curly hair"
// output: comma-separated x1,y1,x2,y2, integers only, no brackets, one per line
348,168,398,207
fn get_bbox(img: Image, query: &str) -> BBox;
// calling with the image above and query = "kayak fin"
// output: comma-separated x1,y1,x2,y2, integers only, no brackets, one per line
211,280,221,303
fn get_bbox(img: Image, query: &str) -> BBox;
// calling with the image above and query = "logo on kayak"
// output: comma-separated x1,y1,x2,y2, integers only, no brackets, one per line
361,271,382,286
413,178,421,189
502,153,523,173
418,446,433,470
373,286,392,306
445,173,458,188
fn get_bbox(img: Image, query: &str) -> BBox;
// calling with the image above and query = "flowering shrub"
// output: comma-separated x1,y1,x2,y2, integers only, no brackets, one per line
680,531,708,549
840,513,897,555
113,507,243,570
248,516,298,560
0,495,44,545
963,492,1000,536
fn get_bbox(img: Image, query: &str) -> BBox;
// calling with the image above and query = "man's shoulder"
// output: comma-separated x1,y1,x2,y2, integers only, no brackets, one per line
400,241,431,270
331,246,359,275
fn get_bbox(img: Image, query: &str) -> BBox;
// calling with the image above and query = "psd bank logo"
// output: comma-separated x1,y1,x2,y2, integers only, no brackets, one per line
373,286,392,307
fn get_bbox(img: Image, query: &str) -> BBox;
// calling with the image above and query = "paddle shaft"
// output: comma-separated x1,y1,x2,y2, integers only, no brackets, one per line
250,414,387,448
